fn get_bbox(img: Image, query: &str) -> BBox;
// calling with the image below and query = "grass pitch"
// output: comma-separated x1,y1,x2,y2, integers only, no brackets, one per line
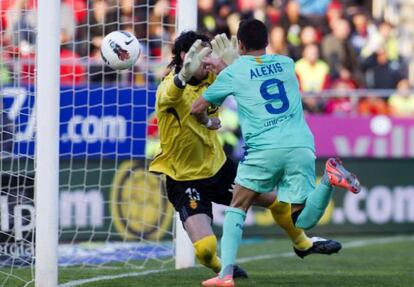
1,236,413,287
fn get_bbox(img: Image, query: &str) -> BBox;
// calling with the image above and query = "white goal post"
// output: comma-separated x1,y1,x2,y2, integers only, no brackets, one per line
174,0,198,270
35,0,60,286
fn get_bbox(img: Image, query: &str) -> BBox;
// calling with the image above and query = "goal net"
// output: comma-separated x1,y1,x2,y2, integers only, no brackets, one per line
0,0,188,286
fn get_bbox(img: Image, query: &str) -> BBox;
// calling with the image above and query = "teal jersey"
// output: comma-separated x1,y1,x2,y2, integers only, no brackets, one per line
203,54,314,151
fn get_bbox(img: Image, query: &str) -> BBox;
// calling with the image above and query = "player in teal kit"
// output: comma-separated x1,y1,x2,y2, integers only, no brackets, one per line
192,19,361,287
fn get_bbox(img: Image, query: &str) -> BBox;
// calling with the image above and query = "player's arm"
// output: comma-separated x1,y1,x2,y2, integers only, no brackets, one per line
191,68,233,129
192,98,221,130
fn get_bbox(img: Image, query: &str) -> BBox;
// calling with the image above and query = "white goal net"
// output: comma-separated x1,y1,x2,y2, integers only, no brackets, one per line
0,0,185,286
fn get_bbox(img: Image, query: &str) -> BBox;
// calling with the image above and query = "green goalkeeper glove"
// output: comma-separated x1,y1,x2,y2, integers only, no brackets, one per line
177,39,211,85
211,33,239,66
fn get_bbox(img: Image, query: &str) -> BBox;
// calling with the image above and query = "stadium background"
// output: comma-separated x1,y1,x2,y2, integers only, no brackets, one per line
0,0,413,244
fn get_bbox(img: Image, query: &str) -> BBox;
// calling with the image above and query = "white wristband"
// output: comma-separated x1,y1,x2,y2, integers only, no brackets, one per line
177,73,187,86
204,118,213,128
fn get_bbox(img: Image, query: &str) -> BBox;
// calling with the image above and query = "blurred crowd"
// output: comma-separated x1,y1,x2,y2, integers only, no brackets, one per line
197,0,413,117
0,0,414,117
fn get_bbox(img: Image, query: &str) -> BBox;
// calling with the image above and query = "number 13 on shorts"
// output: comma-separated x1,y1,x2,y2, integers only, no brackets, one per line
185,188,200,201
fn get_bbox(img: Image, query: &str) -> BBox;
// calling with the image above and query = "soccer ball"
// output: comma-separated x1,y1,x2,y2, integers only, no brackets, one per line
100,31,141,70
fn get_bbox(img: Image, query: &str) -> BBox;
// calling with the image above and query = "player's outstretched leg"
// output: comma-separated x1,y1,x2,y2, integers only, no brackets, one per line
295,158,360,230
294,237,342,258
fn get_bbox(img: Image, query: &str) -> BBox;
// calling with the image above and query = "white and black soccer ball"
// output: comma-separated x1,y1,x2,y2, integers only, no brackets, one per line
100,31,141,70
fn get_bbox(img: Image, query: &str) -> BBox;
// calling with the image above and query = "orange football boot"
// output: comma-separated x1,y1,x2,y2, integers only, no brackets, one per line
325,158,361,194
202,275,235,287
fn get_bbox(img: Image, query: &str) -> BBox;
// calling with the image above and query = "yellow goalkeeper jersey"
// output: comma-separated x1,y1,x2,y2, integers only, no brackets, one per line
149,72,226,181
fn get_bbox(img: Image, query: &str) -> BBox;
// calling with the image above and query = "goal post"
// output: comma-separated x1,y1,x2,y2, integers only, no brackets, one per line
174,0,198,270
35,0,60,286
177,0,198,34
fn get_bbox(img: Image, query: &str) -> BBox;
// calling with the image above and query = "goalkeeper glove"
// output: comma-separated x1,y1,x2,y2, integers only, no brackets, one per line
178,39,211,85
211,33,239,66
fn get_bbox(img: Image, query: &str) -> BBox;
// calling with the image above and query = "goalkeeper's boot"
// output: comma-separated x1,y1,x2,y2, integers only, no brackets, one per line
294,237,342,258
326,158,361,194
232,265,248,279
202,275,234,287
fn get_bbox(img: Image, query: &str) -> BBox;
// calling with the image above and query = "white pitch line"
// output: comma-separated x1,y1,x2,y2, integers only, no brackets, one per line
58,269,173,287
58,235,414,287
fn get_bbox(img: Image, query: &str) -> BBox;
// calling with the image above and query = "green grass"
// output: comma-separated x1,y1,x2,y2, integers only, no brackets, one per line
1,236,413,287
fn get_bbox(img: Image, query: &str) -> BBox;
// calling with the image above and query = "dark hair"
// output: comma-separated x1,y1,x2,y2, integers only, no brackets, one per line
237,19,268,51
168,31,210,73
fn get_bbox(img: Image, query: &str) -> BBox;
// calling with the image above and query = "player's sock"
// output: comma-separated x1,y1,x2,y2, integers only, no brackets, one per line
194,235,221,273
219,207,246,278
295,173,333,230
268,198,312,250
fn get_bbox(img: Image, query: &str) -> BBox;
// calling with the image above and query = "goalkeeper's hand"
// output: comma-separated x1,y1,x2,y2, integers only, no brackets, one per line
211,33,239,66
178,39,211,84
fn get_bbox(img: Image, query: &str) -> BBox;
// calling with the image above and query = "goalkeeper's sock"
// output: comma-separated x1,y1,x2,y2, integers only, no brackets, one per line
194,235,221,273
295,174,333,230
268,198,312,250
219,207,246,278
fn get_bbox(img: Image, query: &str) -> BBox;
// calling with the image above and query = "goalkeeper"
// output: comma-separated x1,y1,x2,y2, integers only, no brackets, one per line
149,31,341,278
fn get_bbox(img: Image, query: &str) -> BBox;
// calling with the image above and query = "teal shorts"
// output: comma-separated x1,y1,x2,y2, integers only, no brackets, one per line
235,147,316,204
